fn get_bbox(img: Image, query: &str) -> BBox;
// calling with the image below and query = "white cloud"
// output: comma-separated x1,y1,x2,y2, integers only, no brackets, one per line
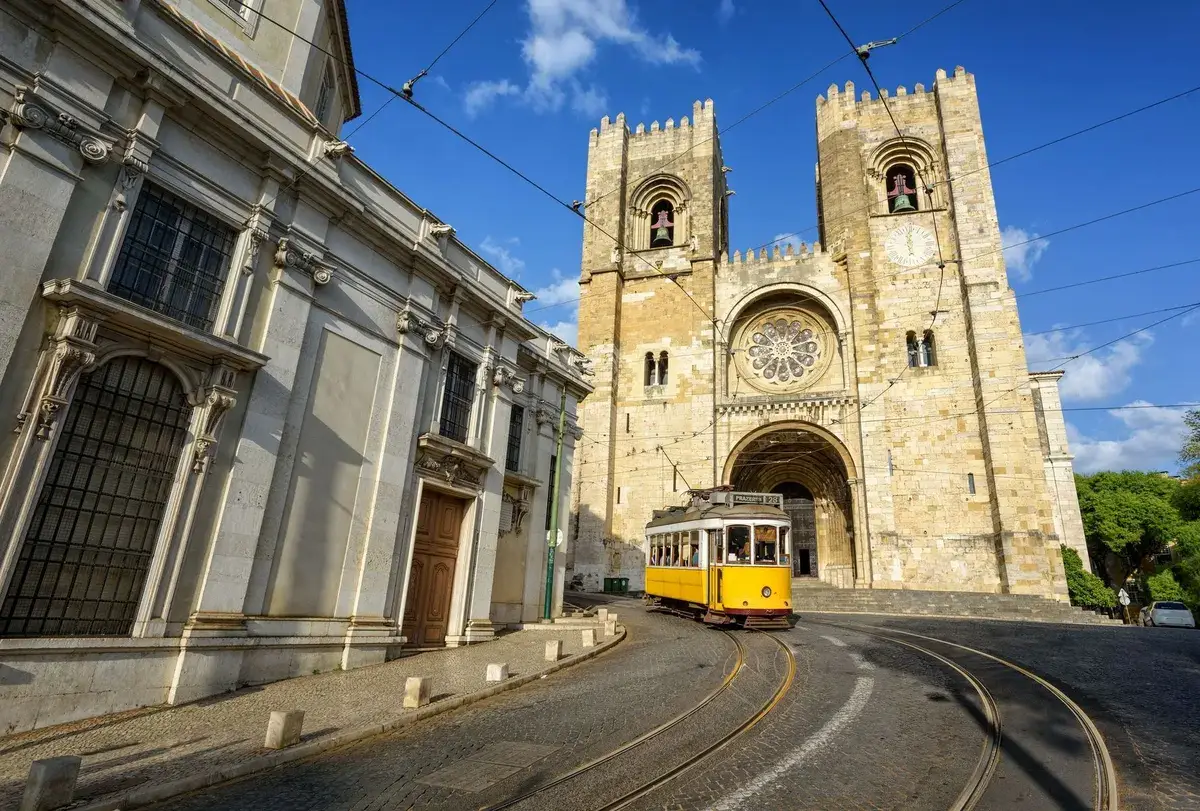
464,79,522,117
531,268,579,305
430,75,451,91
1001,225,1049,282
479,236,526,279
540,318,578,345
570,84,609,117
1068,402,1194,473
465,0,699,116
1024,330,1151,403
717,0,735,22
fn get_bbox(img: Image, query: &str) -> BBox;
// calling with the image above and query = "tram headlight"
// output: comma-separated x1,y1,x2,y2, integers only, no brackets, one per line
761,586,772,598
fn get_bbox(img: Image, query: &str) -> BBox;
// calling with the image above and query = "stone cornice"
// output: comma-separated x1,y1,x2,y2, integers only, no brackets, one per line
415,433,494,493
41,279,268,371
717,393,857,416
5,86,111,163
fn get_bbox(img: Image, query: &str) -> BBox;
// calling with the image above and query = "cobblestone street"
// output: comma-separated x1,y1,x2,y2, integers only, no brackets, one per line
76,599,1190,811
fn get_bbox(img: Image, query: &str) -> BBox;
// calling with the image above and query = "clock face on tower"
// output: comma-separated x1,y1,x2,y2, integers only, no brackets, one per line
885,223,936,268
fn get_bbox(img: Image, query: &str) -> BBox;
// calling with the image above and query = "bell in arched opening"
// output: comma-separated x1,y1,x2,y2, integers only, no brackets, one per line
887,166,918,213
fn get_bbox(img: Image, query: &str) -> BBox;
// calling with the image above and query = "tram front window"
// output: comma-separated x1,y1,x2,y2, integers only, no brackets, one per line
753,525,778,565
727,525,751,563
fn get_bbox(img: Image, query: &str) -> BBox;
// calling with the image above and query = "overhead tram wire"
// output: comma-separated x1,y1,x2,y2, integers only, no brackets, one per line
584,0,975,211
226,0,501,224
811,0,952,425
757,80,1200,257
564,297,1200,384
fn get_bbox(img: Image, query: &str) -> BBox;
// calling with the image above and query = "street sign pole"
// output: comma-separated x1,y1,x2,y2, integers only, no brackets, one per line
543,388,567,620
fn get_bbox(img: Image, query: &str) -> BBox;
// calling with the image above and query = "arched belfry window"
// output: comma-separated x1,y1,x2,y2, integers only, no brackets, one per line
886,164,918,213
650,200,675,248
644,352,656,386
658,351,669,385
921,330,937,367
907,330,936,368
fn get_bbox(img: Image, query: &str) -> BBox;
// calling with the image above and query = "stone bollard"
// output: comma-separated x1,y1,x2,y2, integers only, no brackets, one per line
20,756,81,811
486,663,509,682
582,628,596,648
545,639,563,661
264,710,305,750
608,613,618,623
605,620,617,637
597,608,609,623
404,676,431,709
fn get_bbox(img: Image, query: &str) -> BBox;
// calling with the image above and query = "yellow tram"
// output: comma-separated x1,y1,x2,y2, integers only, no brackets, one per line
643,489,792,629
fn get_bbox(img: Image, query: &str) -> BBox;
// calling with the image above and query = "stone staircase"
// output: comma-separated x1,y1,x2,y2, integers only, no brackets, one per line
791,579,1123,626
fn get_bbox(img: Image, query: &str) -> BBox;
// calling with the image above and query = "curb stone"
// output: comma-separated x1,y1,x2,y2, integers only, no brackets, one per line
69,626,627,811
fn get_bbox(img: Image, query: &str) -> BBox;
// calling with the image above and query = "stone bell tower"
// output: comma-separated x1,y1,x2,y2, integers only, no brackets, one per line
813,67,1071,597
569,103,729,592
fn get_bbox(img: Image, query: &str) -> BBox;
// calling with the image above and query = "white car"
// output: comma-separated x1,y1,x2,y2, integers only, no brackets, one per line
1140,601,1196,628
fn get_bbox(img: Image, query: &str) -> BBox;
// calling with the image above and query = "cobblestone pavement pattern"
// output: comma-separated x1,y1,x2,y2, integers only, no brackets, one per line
831,614,1200,811
156,598,739,810
0,626,596,809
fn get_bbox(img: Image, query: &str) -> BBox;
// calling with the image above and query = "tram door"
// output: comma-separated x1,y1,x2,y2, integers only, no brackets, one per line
782,494,817,578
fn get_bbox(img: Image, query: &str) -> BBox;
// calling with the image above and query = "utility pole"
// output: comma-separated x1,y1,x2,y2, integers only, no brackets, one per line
543,388,567,620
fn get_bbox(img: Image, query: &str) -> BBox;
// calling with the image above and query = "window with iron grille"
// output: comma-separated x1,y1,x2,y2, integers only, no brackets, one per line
0,357,192,637
215,0,247,16
439,352,477,443
505,405,524,472
108,182,237,332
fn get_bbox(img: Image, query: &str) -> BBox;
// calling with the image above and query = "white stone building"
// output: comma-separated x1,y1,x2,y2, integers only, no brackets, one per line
0,0,590,735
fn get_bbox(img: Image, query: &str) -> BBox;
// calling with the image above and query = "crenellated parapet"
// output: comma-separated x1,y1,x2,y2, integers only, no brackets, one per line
589,99,717,145
720,238,841,273
815,66,974,136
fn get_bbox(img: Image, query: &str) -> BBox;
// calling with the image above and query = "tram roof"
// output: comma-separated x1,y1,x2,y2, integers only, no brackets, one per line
645,503,789,529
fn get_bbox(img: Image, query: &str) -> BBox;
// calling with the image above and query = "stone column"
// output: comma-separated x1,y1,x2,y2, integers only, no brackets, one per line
0,88,110,375
338,310,437,668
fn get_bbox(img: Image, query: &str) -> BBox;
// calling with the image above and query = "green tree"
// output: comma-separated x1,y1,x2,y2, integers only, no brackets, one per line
1144,569,1185,603
1173,479,1200,522
1061,545,1116,609
1075,471,1184,586
1181,408,1200,479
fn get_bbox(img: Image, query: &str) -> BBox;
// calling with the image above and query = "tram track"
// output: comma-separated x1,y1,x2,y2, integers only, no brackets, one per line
480,628,796,811
810,619,1119,811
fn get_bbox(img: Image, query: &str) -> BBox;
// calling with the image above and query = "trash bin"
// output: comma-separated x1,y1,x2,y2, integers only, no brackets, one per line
602,577,614,594
614,577,629,595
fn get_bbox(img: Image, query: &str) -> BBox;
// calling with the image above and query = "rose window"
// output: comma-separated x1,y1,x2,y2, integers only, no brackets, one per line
746,318,821,383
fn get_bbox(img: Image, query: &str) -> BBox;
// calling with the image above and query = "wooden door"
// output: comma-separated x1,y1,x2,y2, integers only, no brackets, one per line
402,490,465,647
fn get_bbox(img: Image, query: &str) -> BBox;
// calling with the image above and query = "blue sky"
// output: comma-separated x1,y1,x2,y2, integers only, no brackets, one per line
340,0,1198,474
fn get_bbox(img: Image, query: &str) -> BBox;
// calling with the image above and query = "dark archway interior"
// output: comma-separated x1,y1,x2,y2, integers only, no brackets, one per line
729,429,855,586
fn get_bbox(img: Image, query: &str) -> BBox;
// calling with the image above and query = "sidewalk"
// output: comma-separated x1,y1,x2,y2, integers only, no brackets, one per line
0,623,623,810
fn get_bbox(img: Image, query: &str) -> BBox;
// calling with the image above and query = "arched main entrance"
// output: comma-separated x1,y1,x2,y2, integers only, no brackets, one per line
725,424,857,588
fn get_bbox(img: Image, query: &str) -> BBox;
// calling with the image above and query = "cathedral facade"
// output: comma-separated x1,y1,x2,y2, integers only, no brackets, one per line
568,67,1087,599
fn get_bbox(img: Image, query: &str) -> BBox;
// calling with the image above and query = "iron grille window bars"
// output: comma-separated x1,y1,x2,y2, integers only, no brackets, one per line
108,182,237,332
0,358,191,637
439,352,476,443
505,405,524,472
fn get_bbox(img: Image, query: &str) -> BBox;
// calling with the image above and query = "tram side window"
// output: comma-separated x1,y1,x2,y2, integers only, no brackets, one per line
690,530,701,566
712,528,725,564
649,534,659,566
728,525,751,563
671,532,681,567
779,527,790,565
754,525,778,565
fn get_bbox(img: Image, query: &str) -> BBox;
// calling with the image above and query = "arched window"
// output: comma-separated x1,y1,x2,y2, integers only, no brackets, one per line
644,352,656,386
658,351,669,385
0,357,191,636
967,473,976,495
921,330,937,367
649,200,675,248
886,164,918,213
906,331,920,368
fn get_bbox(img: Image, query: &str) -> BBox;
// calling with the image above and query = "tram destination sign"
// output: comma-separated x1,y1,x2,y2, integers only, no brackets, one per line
705,491,784,508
